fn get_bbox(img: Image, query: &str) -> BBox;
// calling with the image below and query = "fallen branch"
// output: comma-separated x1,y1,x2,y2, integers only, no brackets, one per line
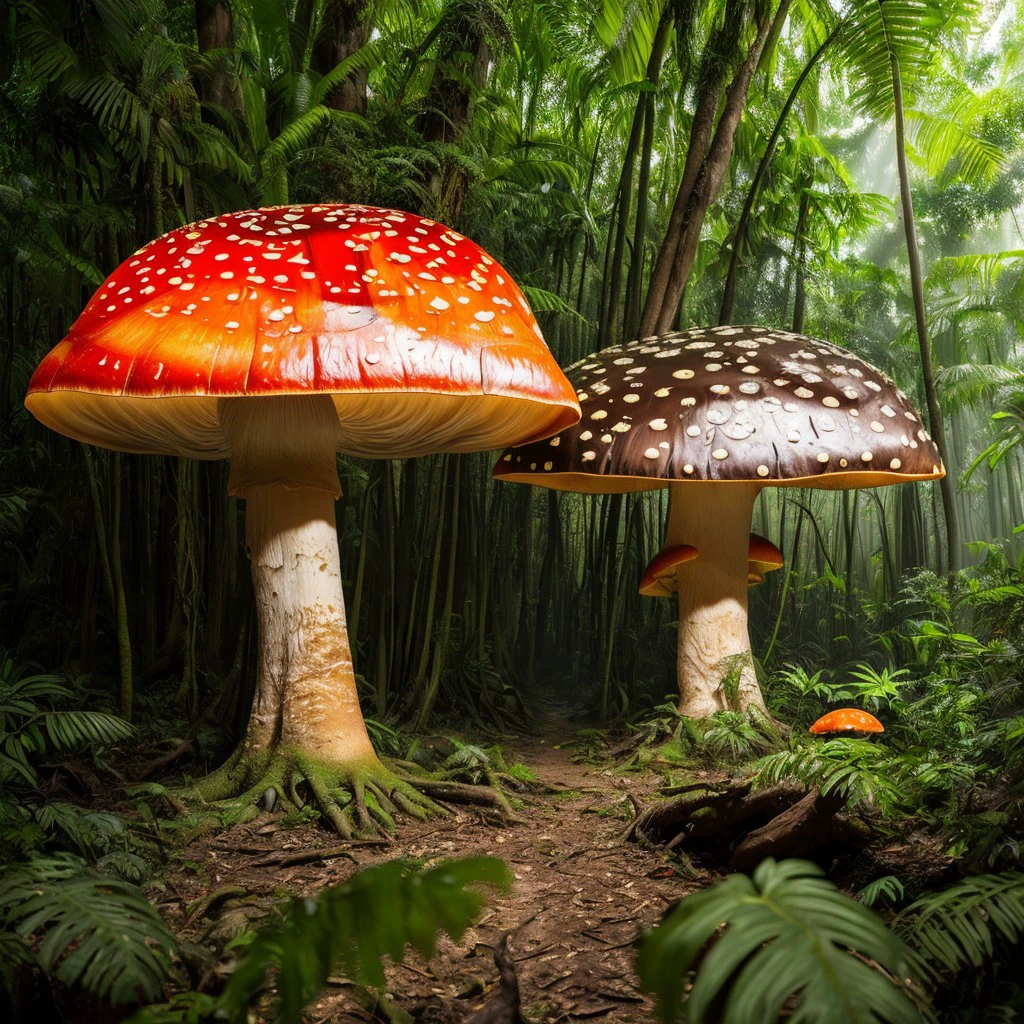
731,788,845,872
185,883,248,925
251,841,388,868
467,934,524,1023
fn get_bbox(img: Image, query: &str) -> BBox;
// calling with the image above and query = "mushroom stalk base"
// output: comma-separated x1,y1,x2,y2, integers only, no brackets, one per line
666,482,766,717
243,482,374,766
188,481,442,835
186,396,504,835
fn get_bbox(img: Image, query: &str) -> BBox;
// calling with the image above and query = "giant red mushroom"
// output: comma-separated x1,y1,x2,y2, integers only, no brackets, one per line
26,203,580,834
494,326,943,719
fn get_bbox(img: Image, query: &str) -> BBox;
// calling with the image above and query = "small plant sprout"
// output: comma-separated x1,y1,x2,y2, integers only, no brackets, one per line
495,327,943,718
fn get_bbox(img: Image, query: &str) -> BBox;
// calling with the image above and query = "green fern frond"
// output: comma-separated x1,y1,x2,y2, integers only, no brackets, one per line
638,858,924,1024
0,854,176,1006
521,284,590,323
895,872,1024,985
42,710,135,749
219,856,512,1024
858,875,906,908
261,106,335,169
753,739,904,812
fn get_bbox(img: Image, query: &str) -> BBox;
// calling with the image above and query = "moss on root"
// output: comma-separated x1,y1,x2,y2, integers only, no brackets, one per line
184,746,506,838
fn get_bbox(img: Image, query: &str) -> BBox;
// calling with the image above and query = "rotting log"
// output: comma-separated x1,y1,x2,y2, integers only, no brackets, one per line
731,788,845,872
626,780,867,871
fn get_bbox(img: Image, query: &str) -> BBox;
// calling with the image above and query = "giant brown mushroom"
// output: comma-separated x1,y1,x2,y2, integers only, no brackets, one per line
26,203,579,834
494,326,943,718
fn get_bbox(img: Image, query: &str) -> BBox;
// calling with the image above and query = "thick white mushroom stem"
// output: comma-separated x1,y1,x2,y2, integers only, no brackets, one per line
220,395,376,768
241,482,375,766
666,481,766,718
188,396,446,836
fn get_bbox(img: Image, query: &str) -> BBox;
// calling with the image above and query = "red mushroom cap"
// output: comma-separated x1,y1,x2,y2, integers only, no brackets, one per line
26,204,580,459
748,533,784,586
639,544,699,597
808,708,885,735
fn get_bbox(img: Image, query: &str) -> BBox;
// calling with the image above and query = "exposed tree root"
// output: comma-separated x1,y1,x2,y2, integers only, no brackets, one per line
183,745,505,838
625,777,865,870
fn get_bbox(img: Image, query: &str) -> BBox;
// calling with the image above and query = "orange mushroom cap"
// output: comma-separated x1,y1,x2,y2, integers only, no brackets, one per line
809,708,885,735
26,204,580,460
748,533,784,586
639,544,699,597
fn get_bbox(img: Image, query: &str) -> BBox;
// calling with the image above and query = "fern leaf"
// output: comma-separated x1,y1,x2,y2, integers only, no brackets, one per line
43,710,135,749
0,854,176,1006
220,856,512,1024
895,873,1024,984
638,858,924,1024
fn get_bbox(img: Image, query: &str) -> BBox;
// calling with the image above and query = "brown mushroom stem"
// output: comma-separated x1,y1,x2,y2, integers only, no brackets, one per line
665,481,766,717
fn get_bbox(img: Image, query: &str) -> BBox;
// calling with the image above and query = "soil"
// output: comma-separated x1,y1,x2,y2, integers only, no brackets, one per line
155,735,703,1023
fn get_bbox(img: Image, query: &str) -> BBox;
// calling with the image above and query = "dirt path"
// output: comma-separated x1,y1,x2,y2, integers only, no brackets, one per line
158,736,700,1022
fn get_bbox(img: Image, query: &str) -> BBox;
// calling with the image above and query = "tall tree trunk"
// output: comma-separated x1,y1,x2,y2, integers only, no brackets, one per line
890,46,961,572
791,176,811,333
639,0,758,336
600,93,646,348
418,16,491,225
644,0,792,336
639,74,729,337
314,0,369,115
195,0,243,116
624,13,673,342
718,20,840,324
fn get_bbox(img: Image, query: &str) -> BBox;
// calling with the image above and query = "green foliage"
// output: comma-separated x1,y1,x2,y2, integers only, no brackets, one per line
857,875,906,908
894,872,1024,986
701,711,772,762
0,853,177,1006
755,738,905,812
0,654,134,789
637,858,924,1024
219,856,511,1024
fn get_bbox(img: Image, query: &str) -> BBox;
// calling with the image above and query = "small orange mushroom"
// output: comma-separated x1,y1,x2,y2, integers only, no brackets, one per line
639,544,699,597
809,708,885,735
748,534,784,586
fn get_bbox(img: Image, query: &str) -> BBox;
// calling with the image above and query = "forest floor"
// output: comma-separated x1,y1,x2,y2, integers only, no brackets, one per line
155,734,697,1023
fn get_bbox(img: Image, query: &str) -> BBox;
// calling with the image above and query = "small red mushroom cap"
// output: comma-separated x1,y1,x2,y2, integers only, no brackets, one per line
748,533,784,586
639,544,699,597
26,204,580,459
809,708,885,735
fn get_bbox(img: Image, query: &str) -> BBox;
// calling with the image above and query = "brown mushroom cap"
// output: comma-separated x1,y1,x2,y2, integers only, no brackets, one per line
748,533,784,585
639,544,699,597
493,327,945,493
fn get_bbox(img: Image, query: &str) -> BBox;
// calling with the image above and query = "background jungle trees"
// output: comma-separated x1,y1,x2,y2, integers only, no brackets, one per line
2,0,1024,730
